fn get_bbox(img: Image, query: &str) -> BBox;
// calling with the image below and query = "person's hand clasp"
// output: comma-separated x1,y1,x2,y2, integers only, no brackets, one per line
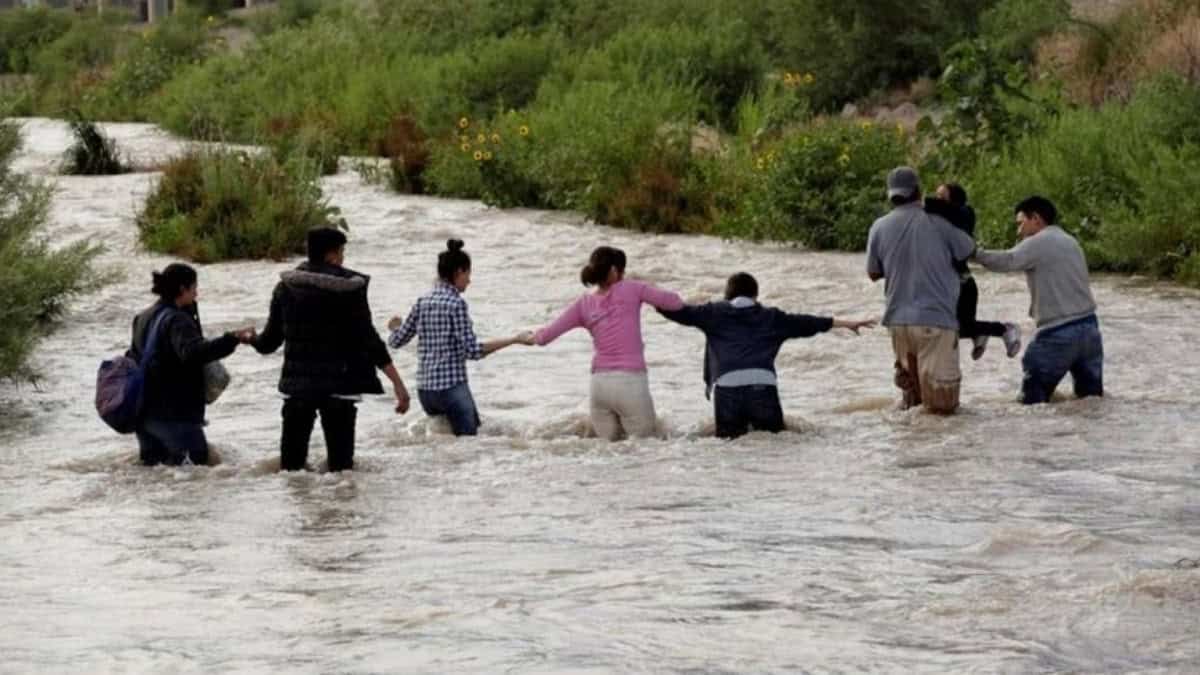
393,382,411,414
514,330,536,346
234,327,257,344
387,315,403,331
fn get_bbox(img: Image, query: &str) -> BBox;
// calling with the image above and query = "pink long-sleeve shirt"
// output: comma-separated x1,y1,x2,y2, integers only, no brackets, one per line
534,280,683,373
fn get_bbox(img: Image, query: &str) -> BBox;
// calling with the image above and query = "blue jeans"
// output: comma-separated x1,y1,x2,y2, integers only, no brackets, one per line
136,418,208,466
1021,315,1104,404
713,385,785,439
418,383,481,436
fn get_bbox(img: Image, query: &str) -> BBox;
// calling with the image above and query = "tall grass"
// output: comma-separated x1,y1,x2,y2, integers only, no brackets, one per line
136,148,344,263
0,121,104,382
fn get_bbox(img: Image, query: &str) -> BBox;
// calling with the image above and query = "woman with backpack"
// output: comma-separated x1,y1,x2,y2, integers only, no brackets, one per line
128,263,254,466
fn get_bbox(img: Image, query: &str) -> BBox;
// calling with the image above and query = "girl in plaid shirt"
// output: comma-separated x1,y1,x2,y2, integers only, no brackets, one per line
388,239,530,435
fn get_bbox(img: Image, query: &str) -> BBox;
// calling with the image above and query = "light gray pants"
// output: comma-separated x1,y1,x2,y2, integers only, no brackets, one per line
589,371,658,441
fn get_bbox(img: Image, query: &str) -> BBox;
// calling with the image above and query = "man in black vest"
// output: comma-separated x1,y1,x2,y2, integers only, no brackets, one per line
660,273,872,439
253,228,410,471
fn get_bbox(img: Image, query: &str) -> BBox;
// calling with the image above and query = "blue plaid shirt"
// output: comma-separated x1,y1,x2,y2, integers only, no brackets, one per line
389,282,484,391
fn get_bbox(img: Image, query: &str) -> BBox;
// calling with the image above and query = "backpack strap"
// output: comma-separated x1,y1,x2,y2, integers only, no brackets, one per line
140,306,175,367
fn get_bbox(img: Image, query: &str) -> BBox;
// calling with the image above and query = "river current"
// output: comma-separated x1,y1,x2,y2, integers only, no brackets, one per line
1,119,1198,673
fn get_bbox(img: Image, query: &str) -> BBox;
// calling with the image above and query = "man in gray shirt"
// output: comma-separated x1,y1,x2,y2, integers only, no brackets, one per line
867,167,976,413
974,196,1103,404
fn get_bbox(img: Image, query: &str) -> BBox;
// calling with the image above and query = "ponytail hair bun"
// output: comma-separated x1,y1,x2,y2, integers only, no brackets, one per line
437,239,471,282
580,246,626,287
151,263,198,302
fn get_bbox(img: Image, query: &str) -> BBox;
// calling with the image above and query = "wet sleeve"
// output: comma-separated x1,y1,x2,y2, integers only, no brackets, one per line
866,225,884,278
169,313,238,366
355,289,392,369
658,303,714,330
976,237,1040,272
779,310,834,339
636,281,684,311
946,225,976,262
253,283,285,355
454,299,484,361
388,302,420,349
535,298,584,346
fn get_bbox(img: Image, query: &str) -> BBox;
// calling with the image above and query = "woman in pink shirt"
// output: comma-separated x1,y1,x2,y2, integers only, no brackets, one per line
530,246,683,440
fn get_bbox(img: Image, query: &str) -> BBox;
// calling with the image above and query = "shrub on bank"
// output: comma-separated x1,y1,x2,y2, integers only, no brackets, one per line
967,75,1200,284
136,149,343,262
0,7,73,75
0,121,104,383
61,115,127,175
718,120,910,249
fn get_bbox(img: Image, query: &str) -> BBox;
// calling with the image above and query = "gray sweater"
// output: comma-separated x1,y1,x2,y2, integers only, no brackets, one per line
975,226,1096,330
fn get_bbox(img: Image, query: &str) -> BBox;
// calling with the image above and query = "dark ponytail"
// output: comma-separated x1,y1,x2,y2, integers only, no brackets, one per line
580,246,626,287
437,238,471,283
151,263,197,304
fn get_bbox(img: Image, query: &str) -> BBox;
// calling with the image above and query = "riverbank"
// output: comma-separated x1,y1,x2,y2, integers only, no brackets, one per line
4,0,1197,286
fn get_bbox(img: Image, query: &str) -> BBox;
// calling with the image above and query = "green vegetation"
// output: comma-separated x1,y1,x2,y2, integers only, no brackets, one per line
0,121,104,382
136,148,343,262
61,114,127,175
5,0,1200,283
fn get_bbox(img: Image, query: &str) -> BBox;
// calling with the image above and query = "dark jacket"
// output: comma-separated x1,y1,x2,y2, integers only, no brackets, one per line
659,301,832,396
926,197,977,275
129,302,239,423
253,261,392,398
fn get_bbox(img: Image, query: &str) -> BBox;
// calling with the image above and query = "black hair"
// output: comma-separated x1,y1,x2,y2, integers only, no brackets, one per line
890,190,921,207
151,263,197,303
580,246,627,287
1015,195,1058,226
437,239,471,283
307,227,348,265
724,272,758,300
942,183,968,208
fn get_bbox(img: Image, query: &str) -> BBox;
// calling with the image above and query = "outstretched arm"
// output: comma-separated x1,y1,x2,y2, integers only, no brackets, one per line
636,281,684,311
658,303,715,330
387,303,420,349
974,237,1039,273
252,284,286,355
534,299,583,346
831,318,876,334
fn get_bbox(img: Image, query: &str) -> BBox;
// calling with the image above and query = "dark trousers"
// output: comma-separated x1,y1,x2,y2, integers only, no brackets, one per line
958,277,1006,339
280,397,357,472
418,383,481,436
136,418,208,466
1021,315,1104,404
713,385,785,439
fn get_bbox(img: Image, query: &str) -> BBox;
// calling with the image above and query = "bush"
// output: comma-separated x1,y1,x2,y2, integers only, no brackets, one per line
717,120,911,249
87,10,210,120
0,121,104,382
0,7,73,74
967,74,1200,284
28,13,126,114
136,148,343,262
61,114,128,175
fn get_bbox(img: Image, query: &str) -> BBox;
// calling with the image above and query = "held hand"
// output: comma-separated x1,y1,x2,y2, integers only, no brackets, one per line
514,330,536,346
836,318,876,335
234,327,257,344
393,382,411,415
387,315,403,331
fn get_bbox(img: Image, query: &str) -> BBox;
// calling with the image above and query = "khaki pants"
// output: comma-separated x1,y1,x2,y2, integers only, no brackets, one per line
890,325,962,414
589,371,658,441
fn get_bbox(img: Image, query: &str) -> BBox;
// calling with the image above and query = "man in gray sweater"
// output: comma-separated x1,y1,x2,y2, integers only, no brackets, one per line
973,196,1103,404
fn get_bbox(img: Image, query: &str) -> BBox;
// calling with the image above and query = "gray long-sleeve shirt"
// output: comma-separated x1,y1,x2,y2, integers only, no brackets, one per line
975,226,1096,331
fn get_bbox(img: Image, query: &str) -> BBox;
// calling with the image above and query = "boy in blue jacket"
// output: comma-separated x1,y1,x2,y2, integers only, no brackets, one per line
659,273,873,439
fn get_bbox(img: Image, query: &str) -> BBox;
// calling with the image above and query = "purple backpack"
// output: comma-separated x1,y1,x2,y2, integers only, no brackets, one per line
95,308,171,434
